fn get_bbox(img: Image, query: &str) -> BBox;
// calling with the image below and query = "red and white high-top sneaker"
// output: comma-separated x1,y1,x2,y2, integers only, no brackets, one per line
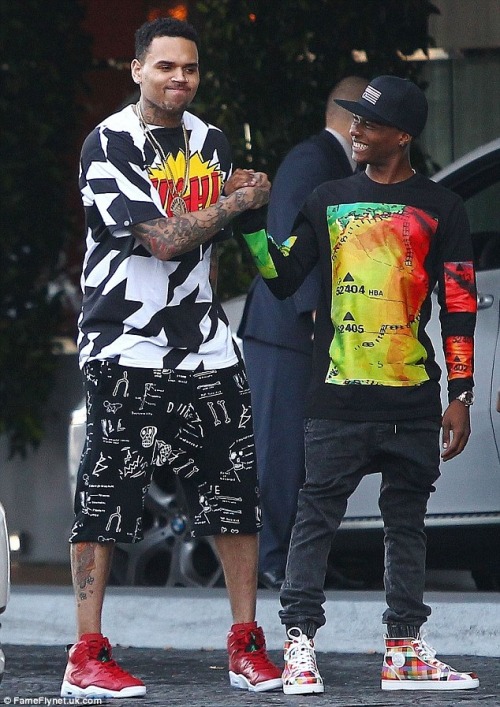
61,633,146,699
227,622,282,692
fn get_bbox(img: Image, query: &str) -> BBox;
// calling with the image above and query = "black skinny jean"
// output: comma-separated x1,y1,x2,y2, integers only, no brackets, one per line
279,418,441,632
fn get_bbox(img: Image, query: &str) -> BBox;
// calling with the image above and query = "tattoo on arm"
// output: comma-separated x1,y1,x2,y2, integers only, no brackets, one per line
131,186,267,261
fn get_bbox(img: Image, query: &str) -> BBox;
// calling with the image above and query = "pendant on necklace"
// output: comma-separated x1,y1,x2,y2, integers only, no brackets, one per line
171,196,188,216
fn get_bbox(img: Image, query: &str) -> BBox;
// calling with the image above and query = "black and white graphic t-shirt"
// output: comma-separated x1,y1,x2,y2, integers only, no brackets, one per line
77,104,238,371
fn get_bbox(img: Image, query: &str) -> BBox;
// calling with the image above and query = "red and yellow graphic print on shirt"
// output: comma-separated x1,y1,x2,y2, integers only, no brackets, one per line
147,137,223,217
326,202,475,386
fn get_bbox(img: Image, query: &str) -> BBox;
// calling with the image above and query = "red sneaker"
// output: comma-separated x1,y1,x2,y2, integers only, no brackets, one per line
227,622,282,692
60,633,146,699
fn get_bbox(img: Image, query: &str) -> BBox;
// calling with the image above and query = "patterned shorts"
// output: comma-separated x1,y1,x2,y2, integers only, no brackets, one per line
70,360,262,543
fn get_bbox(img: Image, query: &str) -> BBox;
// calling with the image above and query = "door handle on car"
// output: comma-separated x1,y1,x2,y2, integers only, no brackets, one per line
477,293,494,310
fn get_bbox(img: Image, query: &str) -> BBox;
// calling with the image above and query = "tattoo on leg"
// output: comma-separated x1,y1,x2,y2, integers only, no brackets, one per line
74,543,96,602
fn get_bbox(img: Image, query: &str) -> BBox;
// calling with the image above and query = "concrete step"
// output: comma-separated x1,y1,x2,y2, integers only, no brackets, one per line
3,585,499,656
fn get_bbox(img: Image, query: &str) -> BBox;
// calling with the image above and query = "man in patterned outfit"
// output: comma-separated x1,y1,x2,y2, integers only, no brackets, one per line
239,76,479,694
61,17,280,699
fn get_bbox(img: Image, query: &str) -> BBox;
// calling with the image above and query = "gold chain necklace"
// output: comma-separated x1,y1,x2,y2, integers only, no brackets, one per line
135,102,190,216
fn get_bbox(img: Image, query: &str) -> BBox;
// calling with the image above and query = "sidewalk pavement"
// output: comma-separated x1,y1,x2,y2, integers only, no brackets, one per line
1,586,499,705
1,644,499,707
3,586,500,655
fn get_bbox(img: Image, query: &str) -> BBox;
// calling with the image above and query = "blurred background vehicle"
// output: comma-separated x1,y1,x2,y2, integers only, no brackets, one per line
68,138,500,590
0,502,11,682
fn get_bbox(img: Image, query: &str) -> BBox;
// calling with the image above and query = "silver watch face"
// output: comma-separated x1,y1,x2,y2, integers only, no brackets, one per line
457,391,474,406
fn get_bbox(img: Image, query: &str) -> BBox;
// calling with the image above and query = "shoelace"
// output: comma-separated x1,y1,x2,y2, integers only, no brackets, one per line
92,643,136,679
232,630,274,672
286,636,318,674
243,643,276,671
412,637,449,669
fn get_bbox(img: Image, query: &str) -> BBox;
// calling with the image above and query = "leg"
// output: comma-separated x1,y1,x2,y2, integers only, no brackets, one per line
376,419,477,691
279,418,371,696
378,419,441,628
62,362,159,699
280,419,369,630
71,541,114,638
64,542,146,699
213,533,258,623
175,364,282,692
215,532,281,692
244,339,311,581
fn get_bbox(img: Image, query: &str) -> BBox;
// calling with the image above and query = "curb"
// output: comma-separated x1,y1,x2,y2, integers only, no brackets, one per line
3,586,500,656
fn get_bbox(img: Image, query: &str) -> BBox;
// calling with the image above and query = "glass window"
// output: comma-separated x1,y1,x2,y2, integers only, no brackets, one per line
467,181,500,271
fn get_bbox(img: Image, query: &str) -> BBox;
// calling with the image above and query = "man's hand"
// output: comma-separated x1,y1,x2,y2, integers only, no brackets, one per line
224,168,257,196
131,172,270,261
441,399,471,461
233,171,271,210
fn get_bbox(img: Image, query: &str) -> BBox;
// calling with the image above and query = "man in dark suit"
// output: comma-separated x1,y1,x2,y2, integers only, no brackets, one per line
238,76,368,590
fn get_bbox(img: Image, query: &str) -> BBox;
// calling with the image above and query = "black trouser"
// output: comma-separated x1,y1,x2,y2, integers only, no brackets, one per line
279,418,441,632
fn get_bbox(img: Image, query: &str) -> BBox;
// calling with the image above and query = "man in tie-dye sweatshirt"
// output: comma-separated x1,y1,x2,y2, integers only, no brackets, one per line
239,76,479,695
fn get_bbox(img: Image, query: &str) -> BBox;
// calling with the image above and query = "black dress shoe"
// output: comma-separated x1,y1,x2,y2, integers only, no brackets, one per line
258,569,285,591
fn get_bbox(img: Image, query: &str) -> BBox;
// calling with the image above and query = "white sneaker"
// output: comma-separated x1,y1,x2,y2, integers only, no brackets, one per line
282,627,324,695
381,634,479,691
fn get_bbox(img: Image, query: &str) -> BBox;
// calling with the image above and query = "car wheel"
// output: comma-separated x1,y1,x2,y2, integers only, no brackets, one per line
109,473,224,588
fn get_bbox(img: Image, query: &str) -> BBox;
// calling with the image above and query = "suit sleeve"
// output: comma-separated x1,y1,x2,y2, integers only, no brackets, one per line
267,140,340,313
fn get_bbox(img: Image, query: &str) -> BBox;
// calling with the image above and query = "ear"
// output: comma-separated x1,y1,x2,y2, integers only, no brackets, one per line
399,132,412,148
131,58,142,85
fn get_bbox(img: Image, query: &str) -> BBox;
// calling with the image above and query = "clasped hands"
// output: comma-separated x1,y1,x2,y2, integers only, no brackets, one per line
224,168,271,209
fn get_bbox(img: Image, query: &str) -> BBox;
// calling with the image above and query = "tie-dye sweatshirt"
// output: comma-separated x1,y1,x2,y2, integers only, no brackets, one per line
242,171,476,421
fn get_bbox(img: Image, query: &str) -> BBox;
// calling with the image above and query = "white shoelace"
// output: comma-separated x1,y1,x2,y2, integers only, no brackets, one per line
412,636,448,669
285,628,318,674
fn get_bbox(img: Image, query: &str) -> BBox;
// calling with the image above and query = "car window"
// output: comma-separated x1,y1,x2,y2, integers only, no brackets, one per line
466,180,500,271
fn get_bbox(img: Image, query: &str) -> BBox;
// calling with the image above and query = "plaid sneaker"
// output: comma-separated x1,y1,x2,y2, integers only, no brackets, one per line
282,627,324,695
227,622,282,692
60,633,146,698
381,634,480,690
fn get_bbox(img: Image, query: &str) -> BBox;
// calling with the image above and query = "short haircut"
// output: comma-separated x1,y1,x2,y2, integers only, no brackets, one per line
326,76,369,122
135,17,199,61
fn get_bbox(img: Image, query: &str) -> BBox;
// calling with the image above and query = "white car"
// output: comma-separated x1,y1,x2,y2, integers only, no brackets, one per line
69,139,500,590
0,502,10,681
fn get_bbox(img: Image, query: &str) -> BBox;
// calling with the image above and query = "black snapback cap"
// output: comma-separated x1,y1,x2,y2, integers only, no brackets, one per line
335,75,428,137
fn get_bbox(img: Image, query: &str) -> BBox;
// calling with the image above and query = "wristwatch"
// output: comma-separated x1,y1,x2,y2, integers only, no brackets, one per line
456,390,474,407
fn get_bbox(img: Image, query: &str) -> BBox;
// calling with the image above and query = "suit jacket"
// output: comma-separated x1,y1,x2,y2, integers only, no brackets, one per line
238,129,353,353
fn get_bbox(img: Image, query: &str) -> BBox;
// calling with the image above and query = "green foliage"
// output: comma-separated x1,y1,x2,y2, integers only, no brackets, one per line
0,0,439,453
192,0,438,298
0,1,91,456
193,0,438,175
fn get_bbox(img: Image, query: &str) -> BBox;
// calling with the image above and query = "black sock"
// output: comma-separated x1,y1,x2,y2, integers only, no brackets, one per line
386,623,420,638
285,622,318,639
